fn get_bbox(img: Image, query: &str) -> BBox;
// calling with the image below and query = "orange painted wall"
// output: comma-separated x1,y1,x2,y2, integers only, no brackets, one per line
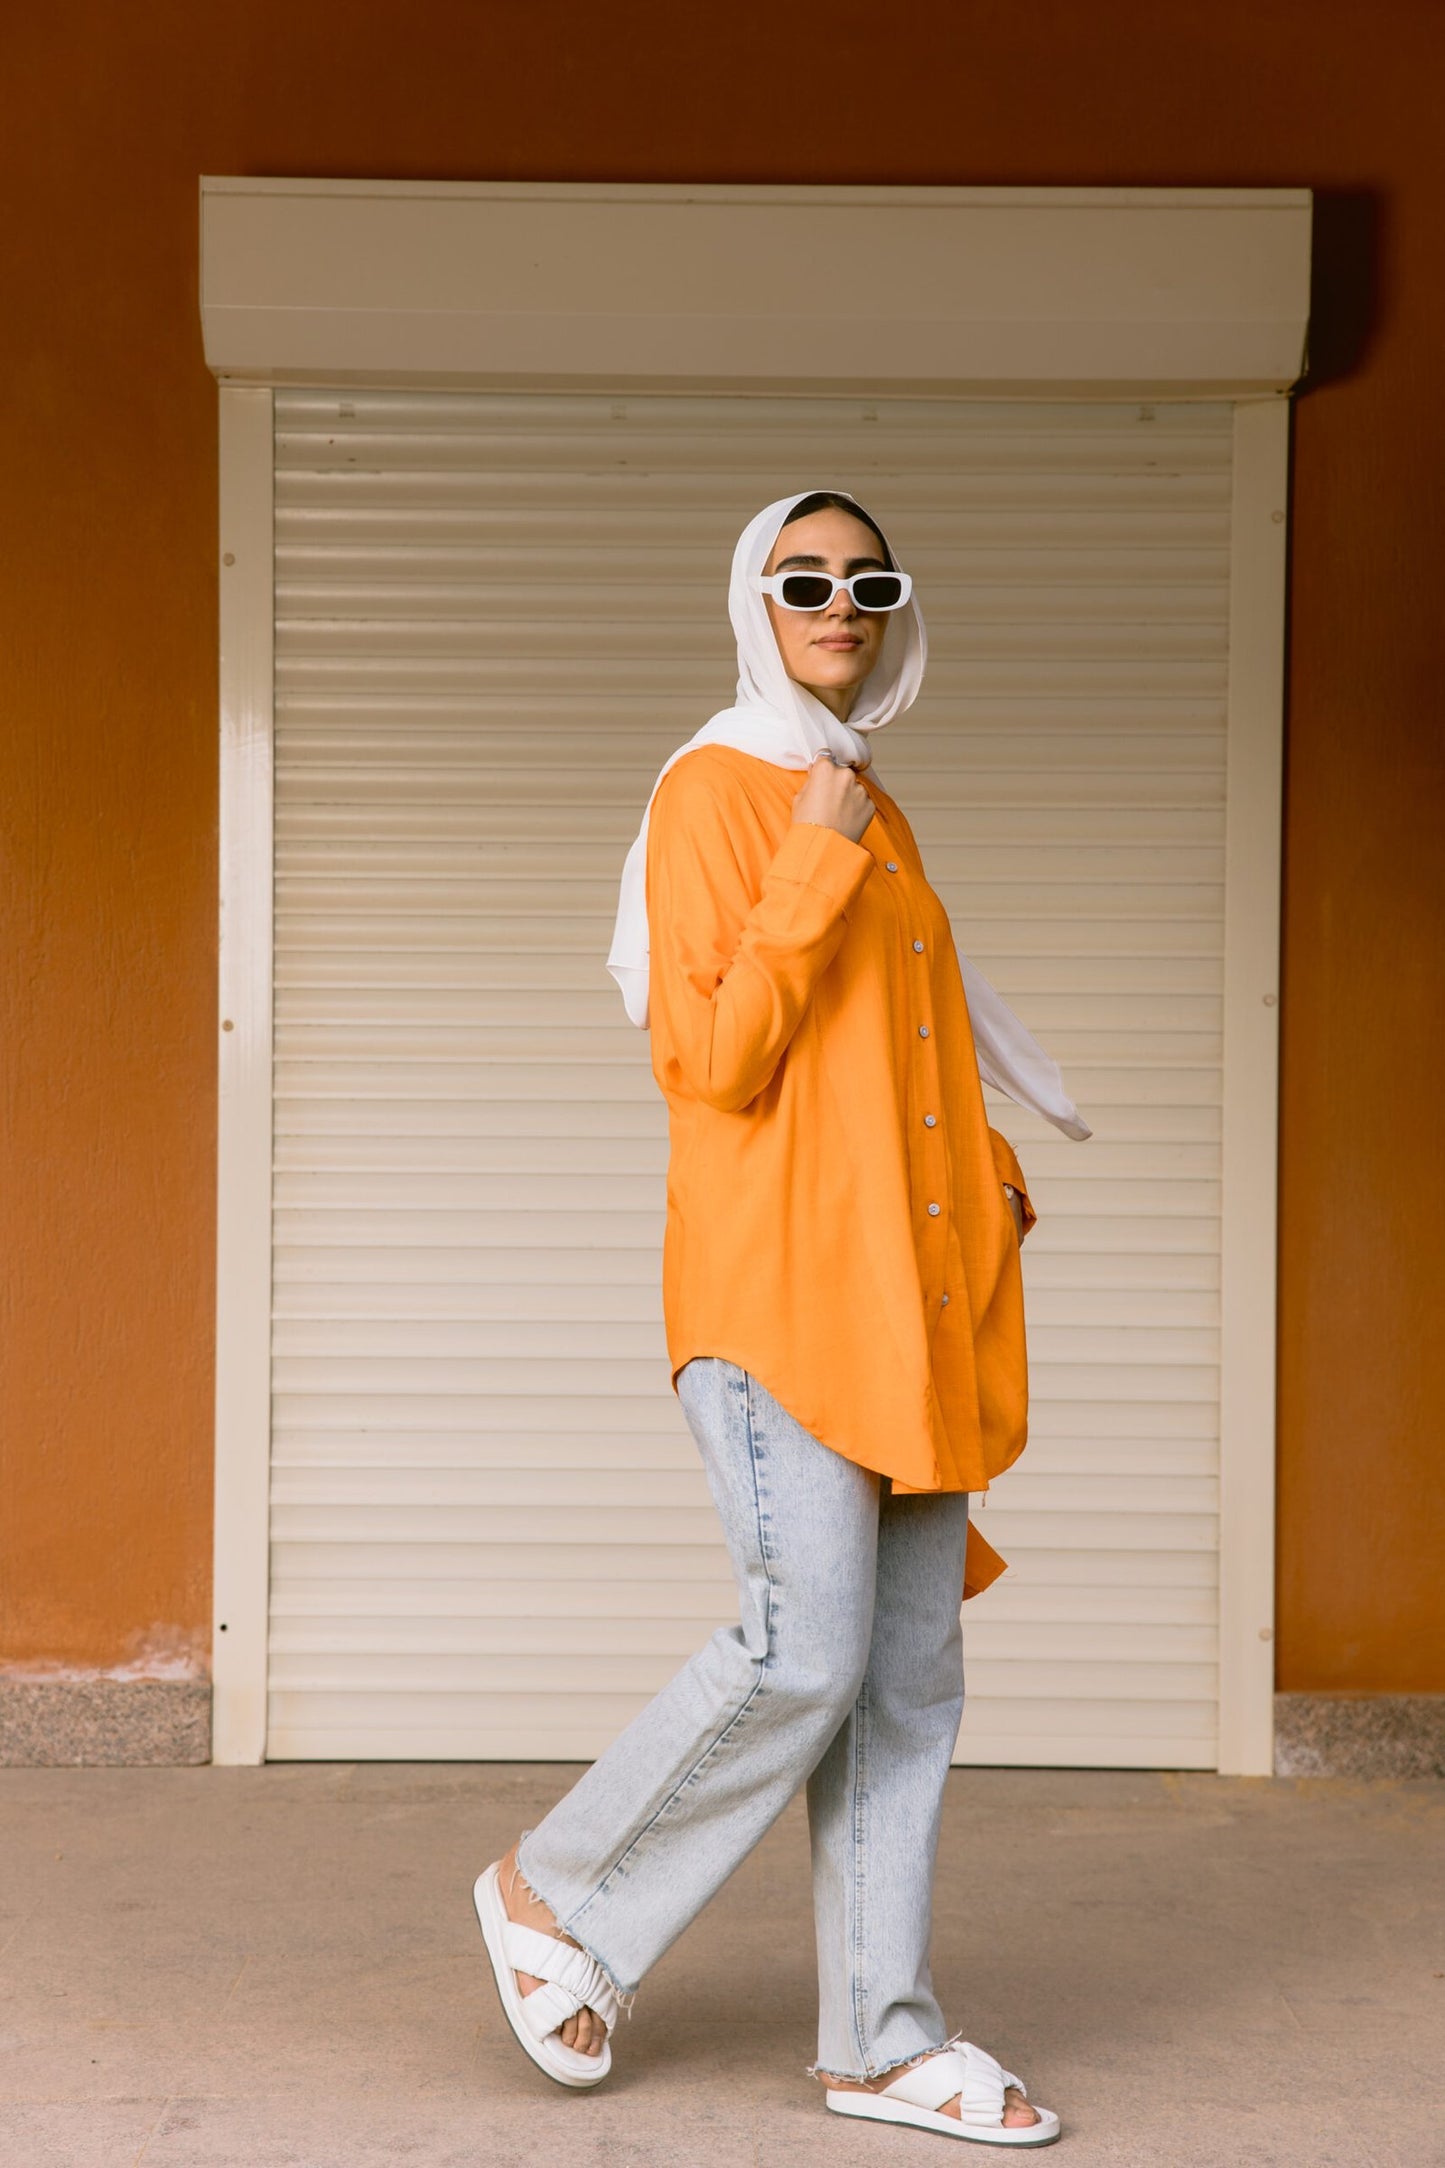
3,1,1442,1690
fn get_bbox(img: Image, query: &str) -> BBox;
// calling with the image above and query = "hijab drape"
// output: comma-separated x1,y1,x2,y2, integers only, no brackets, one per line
605,489,1091,1142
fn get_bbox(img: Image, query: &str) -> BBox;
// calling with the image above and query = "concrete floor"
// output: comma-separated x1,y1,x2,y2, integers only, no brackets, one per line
0,1764,1441,2168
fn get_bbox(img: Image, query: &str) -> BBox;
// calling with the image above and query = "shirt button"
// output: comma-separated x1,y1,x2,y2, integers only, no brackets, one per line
928,1202,941,1217
918,1024,930,1038
913,939,925,953
924,1114,937,1128
886,860,899,872
941,1292,951,1306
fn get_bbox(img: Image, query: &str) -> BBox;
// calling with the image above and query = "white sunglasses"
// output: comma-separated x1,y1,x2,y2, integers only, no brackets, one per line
757,569,913,613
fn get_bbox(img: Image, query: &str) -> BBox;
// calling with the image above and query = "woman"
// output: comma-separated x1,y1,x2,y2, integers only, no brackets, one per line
474,489,1087,2146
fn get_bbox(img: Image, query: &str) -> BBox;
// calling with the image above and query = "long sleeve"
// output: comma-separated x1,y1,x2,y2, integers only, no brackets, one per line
646,753,875,1113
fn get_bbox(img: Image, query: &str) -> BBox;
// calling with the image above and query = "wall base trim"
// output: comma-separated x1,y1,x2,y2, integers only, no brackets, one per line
0,1679,212,1765
1274,1693,1445,1779
7,1681,1440,1775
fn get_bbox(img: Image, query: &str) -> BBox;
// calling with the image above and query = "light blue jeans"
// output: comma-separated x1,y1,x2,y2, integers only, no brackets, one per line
515,1355,971,2080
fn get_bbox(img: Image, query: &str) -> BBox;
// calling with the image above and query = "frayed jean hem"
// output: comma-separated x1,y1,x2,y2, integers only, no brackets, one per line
808,2026,964,2086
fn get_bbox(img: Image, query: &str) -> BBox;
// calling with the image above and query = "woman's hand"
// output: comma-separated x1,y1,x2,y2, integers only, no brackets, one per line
791,751,875,845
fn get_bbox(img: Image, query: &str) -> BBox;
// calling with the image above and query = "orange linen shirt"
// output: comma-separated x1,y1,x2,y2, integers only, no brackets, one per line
645,744,1038,1600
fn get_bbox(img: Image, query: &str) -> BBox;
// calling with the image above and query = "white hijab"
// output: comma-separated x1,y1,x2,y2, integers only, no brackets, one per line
605,489,1091,1141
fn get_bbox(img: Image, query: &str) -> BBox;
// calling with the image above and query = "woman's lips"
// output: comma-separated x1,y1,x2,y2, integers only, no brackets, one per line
816,636,863,650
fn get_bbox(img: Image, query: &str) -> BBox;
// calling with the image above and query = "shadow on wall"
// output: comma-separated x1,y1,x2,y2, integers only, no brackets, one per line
1299,189,1383,388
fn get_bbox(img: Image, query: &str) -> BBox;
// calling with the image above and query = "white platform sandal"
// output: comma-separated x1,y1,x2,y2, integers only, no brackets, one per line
473,1861,620,2088
826,2040,1061,2146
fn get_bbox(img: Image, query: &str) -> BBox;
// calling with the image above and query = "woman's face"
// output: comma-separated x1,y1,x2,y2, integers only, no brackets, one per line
761,507,891,723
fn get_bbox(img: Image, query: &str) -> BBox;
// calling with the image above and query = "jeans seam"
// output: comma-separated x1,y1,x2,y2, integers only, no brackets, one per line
850,1671,871,2068
569,1363,778,1913
742,1366,778,1581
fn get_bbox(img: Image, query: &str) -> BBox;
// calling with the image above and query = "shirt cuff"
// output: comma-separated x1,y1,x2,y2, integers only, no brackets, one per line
988,1126,1038,1238
772,817,877,914
963,1520,1008,1601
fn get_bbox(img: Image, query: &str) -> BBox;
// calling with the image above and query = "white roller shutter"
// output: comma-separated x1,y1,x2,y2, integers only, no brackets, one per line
268,389,1230,1767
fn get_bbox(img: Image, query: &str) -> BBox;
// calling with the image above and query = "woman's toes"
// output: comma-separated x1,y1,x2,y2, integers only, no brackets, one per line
1002,2085,1039,2127
558,2005,606,2054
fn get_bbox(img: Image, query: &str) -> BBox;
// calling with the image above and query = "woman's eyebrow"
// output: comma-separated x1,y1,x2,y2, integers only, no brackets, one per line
773,552,888,571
